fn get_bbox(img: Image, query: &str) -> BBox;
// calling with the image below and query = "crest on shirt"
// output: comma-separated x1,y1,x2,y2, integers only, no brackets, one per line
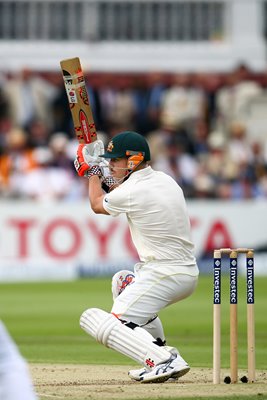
107,140,114,153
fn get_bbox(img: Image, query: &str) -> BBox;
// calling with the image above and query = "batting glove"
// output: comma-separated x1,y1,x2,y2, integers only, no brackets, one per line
74,144,103,178
82,139,105,165
74,144,90,177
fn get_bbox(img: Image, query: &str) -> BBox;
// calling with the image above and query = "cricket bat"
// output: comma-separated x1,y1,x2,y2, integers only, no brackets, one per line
60,57,97,144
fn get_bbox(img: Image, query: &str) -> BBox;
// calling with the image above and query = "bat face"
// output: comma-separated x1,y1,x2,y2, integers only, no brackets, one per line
60,57,97,144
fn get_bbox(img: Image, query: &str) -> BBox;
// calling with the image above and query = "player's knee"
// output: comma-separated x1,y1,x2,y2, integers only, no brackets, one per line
111,269,135,300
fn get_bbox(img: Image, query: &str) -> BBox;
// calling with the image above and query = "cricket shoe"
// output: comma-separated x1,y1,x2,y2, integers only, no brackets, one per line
140,354,190,383
128,367,148,381
128,367,178,382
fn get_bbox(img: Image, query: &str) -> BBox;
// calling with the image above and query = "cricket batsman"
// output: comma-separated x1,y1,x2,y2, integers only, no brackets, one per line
74,131,199,383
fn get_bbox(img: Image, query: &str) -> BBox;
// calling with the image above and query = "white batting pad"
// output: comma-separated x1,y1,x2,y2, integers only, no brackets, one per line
80,308,172,369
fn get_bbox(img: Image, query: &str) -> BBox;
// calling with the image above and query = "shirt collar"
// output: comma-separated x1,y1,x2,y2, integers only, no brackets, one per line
127,166,152,181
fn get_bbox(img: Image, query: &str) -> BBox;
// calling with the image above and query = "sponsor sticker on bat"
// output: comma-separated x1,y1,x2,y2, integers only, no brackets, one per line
66,87,78,104
79,110,91,143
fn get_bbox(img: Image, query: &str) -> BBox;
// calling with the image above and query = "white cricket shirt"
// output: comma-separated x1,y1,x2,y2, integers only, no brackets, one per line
103,166,196,265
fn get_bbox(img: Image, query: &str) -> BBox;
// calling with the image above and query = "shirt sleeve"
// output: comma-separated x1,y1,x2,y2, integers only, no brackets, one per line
102,185,131,216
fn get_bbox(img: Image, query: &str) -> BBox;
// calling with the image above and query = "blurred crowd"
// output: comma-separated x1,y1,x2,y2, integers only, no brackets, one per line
1,63,267,201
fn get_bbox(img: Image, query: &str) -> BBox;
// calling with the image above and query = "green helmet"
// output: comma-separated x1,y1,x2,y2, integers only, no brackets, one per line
100,131,151,161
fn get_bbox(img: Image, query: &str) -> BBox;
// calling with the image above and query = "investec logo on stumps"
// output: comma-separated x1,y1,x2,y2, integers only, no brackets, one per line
230,258,238,304
247,258,254,304
213,259,221,304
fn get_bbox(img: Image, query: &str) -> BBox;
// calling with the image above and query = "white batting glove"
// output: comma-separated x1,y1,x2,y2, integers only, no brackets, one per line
82,139,106,165
74,143,103,178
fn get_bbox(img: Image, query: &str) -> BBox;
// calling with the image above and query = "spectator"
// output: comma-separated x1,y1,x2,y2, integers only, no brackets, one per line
204,131,238,192
106,75,137,132
196,72,223,129
215,64,263,134
20,147,80,201
0,116,12,156
132,74,151,134
160,73,206,134
0,68,267,201
0,128,36,197
51,83,73,137
85,74,104,131
250,141,267,182
27,119,52,149
190,118,210,160
97,74,118,133
145,72,167,132
147,110,195,165
0,73,9,121
3,68,58,130
17,147,77,201
226,121,253,165
48,132,74,173
152,136,198,198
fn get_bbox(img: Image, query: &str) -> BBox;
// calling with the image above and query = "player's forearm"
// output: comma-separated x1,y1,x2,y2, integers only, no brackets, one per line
88,176,108,214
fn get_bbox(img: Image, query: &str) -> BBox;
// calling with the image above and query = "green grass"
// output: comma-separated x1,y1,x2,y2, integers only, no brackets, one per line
0,275,266,370
139,394,266,400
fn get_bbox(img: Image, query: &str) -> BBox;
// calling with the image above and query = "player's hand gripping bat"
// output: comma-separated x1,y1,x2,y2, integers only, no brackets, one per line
60,57,115,192
60,57,97,144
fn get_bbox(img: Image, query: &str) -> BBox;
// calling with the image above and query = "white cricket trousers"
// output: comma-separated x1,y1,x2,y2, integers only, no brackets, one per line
111,260,199,325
